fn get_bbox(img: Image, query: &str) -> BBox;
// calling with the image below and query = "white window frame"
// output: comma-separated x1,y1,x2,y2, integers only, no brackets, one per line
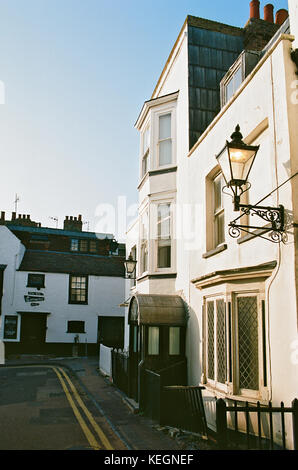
153,104,177,170
140,123,150,179
139,207,149,276
213,173,225,248
150,196,176,274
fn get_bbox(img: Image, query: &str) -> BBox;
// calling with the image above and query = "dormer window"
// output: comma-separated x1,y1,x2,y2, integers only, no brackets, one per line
221,51,260,107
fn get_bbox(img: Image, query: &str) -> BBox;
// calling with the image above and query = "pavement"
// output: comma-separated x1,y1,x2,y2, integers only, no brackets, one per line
2,354,212,451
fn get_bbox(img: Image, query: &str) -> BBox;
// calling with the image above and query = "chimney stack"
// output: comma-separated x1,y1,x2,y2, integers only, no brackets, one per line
275,9,288,25
264,4,274,22
63,215,83,232
0,211,5,221
250,0,260,19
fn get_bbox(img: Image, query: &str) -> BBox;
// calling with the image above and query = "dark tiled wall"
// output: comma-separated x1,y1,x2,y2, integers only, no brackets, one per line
188,25,243,149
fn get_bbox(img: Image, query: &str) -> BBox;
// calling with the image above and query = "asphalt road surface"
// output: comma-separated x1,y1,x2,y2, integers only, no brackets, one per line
0,365,127,450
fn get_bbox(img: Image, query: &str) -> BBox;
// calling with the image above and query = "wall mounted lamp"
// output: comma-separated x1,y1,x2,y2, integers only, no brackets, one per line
216,125,285,243
124,254,137,279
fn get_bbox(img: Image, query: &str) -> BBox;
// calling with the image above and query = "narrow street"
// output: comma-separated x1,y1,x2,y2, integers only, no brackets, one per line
0,357,187,451
0,363,127,450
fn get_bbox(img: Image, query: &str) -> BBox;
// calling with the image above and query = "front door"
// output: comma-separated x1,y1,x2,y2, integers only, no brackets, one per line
20,314,47,354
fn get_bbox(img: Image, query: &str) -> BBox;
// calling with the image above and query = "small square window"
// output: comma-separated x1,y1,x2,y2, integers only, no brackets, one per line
67,321,85,333
70,239,79,251
79,240,88,252
89,240,97,253
27,273,45,289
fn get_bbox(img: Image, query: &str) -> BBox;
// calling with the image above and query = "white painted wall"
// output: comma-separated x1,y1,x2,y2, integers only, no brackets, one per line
99,344,112,376
289,0,298,48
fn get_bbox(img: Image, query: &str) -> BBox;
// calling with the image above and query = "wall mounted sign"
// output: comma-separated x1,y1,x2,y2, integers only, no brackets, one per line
24,291,45,303
3,315,18,339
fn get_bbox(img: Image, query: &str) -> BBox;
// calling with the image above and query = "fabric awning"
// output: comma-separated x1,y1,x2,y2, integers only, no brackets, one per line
128,294,187,326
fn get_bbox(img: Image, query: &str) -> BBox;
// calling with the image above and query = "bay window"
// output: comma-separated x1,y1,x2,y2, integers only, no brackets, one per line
203,291,265,399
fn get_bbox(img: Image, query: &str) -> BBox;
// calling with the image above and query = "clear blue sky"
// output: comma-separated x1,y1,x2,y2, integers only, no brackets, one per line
0,0,289,235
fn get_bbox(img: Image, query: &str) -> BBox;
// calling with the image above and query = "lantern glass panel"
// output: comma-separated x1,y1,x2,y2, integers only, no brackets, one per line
229,146,257,183
216,144,232,186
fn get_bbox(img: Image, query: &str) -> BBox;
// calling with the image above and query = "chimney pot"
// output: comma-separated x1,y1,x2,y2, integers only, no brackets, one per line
27,215,30,219
70,216,73,221
275,9,288,25
78,215,82,222
12,212,16,220
250,0,260,19
264,4,274,22
18,214,21,219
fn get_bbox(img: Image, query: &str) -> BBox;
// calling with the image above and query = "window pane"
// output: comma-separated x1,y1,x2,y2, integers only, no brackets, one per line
237,296,259,390
159,114,171,140
89,241,97,253
214,176,223,212
226,78,234,102
158,203,171,238
234,66,242,92
215,212,225,246
142,152,148,176
159,139,172,166
70,276,87,303
67,321,85,333
143,126,150,154
133,326,138,353
80,240,88,252
216,299,226,384
207,301,215,380
148,327,159,355
158,242,171,268
71,239,79,251
169,327,180,355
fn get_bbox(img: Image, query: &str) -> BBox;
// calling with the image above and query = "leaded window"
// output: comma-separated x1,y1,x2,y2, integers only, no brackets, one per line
237,296,259,391
206,299,226,384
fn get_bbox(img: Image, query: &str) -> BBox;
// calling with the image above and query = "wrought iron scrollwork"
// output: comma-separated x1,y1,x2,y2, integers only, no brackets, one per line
228,204,285,244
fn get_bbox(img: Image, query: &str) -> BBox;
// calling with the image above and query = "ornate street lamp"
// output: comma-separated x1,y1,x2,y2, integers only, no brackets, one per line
124,254,137,279
216,125,285,243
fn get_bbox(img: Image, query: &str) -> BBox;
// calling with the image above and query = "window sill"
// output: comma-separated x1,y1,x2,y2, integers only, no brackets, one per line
202,243,227,259
68,302,88,306
202,383,268,405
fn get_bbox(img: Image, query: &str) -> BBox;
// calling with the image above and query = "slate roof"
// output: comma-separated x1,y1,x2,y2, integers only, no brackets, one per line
8,224,114,240
18,250,125,277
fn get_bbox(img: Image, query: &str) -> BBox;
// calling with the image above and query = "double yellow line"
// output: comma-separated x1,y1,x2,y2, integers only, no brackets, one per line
53,366,114,451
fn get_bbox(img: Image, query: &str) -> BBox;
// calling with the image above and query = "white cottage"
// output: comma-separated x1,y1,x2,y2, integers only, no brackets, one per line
0,213,126,358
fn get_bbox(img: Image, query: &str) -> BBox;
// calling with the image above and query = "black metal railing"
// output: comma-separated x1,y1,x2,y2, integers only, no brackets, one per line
111,349,129,395
142,360,187,422
216,398,298,450
161,385,208,437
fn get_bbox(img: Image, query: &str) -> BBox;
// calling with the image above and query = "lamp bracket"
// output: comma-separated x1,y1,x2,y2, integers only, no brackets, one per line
229,204,285,243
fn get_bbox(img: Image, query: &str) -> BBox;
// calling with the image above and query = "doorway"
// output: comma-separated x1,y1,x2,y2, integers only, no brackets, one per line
20,313,47,354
